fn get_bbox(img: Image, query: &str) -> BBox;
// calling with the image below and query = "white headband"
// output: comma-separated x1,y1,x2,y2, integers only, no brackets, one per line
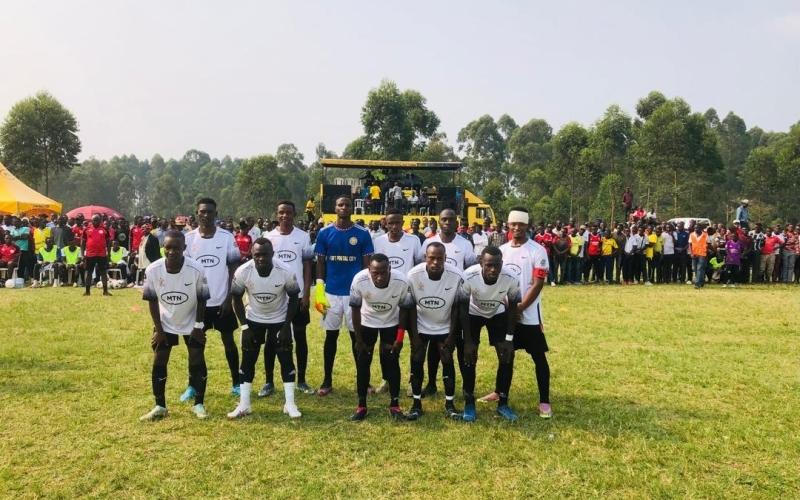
507,210,529,224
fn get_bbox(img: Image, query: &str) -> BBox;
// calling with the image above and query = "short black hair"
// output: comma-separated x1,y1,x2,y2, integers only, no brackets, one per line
481,246,502,259
196,197,217,208
386,208,403,217
426,241,446,254
164,230,185,242
335,195,352,204
370,253,389,265
252,237,273,250
276,200,296,211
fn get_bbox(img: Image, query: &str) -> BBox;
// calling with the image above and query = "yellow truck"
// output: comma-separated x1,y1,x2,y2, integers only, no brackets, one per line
317,159,495,229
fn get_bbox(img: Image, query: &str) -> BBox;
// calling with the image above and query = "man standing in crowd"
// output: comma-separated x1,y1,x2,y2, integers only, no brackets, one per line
780,225,797,283
261,200,316,397
736,200,750,231
314,195,374,396
305,197,315,223
349,253,415,421
612,224,627,284
760,227,781,283
488,221,506,248
82,215,112,296
183,198,243,400
140,231,210,421
567,227,583,285
471,222,488,257
51,216,73,250
499,207,552,418
689,224,709,288
673,222,690,284
622,188,633,222
406,243,464,420
228,238,303,419
458,246,522,421
724,230,745,288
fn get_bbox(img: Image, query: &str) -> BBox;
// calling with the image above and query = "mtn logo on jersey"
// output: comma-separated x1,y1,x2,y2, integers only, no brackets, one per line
253,293,277,304
389,256,405,268
418,297,445,309
370,302,393,312
276,250,297,262
477,300,502,310
161,291,189,305
197,255,221,267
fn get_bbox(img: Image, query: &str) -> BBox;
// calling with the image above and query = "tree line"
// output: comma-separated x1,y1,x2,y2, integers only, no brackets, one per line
2,84,799,223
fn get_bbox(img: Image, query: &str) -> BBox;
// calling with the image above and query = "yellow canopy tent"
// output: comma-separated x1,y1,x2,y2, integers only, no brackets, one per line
0,161,63,216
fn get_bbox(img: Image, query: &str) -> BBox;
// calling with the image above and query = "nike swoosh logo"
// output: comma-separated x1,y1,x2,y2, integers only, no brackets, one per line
294,242,300,244
445,287,453,290
157,377,167,382
521,255,528,258
402,248,409,251
391,294,400,298
275,284,282,287
454,250,461,254
216,246,223,249
184,283,192,286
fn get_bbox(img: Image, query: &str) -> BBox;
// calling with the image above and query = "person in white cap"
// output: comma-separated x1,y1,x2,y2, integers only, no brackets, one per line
736,200,750,231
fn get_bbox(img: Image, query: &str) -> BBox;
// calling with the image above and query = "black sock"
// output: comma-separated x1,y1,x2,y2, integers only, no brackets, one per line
323,330,339,385
497,359,514,406
356,348,373,407
461,363,476,405
188,346,208,405
277,348,296,383
294,327,308,384
224,348,239,386
531,352,550,404
263,341,276,385
442,362,456,399
152,364,167,408
240,348,260,385
381,351,401,404
410,358,424,397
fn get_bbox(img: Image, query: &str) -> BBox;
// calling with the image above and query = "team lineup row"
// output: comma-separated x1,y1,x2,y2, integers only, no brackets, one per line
139,197,552,423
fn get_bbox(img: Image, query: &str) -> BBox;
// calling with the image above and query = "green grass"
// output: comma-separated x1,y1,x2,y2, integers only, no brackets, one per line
1,284,799,499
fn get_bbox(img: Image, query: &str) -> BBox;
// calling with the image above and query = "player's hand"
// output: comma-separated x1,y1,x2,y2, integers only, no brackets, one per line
314,280,329,315
391,340,403,354
241,326,255,351
151,329,167,349
355,339,368,355
497,340,515,364
300,295,310,311
278,328,292,350
189,328,206,345
439,338,454,364
463,341,478,367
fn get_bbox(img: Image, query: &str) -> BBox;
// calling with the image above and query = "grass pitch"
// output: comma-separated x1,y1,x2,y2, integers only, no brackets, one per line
1,284,799,499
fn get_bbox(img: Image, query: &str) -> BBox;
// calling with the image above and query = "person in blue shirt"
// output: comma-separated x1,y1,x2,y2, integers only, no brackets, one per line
314,196,374,396
736,200,750,231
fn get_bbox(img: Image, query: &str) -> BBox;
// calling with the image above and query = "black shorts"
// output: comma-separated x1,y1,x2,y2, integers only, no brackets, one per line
292,306,311,328
418,333,449,345
513,323,549,354
467,313,508,346
361,326,397,347
85,256,107,272
154,332,205,351
246,321,285,346
203,306,239,333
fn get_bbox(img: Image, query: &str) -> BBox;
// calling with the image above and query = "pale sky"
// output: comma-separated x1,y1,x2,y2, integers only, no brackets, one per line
2,0,799,164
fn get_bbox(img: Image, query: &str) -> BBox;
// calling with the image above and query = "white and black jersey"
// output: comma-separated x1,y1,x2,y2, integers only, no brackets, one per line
458,264,522,318
423,234,478,270
373,233,423,275
143,258,210,335
500,239,548,326
407,263,464,336
349,269,414,328
266,227,314,292
185,229,241,307
230,260,301,324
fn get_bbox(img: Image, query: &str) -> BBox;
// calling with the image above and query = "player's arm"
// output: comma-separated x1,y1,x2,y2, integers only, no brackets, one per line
349,282,366,353
518,259,547,317
301,258,312,310
190,296,208,345
280,291,299,349
230,274,253,350
143,273,166,348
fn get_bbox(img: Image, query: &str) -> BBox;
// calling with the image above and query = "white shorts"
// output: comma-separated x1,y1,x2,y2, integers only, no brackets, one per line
320,294,353,331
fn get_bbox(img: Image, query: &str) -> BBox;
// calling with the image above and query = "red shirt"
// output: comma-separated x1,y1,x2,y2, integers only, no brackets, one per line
0,243,20,262
130,226,143,250
587,234,602,256
762,236,782,255
83,225,110,257
71,224,84,240
534,233,552,254
234,233,252,259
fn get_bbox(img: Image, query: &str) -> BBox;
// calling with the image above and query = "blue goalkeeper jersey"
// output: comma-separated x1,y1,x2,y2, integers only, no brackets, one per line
314,223,374,296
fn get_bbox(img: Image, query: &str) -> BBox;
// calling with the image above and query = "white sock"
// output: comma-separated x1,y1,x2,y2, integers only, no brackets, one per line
241,382,251,407
284,382,296,406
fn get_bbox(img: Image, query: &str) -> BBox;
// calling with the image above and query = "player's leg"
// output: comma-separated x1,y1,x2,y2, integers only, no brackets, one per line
228,322,265,419
377,327,407,419
437,337,461,419
424,339,440,396
292,308,315,394
186,334,209,419
271,324,302,418
409,336,430,417
140,332,177,421
351,327,379,421
97,258,111,295
258,336,277,397
215,308,241,394
522,324,552,419
320,293,345,395
83,258,96,295
458,316,483,422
